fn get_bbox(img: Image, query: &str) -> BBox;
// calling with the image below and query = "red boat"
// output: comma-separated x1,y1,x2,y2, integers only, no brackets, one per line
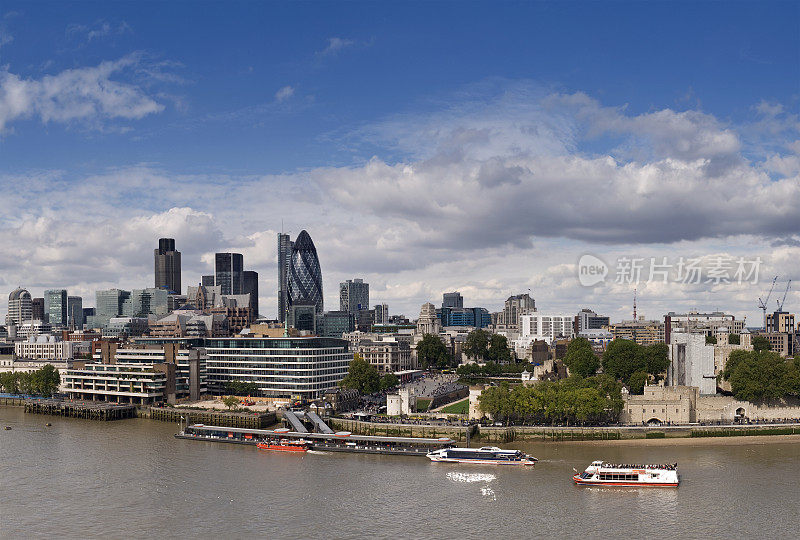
256,440,310,452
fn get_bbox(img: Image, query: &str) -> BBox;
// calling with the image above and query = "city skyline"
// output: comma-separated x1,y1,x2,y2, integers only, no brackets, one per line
0,2,798,323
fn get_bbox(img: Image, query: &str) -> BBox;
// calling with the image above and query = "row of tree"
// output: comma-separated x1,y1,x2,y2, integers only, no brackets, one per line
721,350,800,402
225,381,260,396
562,337,669,394
478,375,625,425
339,355,400,394
0,365,61,397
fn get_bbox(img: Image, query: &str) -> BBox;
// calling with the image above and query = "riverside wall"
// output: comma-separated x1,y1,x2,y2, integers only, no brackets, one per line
329,418,800,442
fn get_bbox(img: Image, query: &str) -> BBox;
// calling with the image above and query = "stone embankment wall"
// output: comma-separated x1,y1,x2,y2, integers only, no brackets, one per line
697,395,800,423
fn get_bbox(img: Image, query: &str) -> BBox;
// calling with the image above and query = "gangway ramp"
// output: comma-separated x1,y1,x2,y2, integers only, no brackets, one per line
305,410,334,434
282,410,308,433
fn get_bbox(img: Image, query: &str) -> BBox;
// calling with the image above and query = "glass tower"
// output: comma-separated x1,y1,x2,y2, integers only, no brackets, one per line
277,233,293,322
44,289,68,327
288,230,323,314
214,253,244,295
154,238,181,293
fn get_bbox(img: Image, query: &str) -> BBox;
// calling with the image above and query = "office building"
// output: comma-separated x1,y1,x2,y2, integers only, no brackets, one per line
122,288,169,318
82,307,95,324
44,289,68,328
607,319,666,345
288,302,317,332
288,230,323,314
319,311,355,338
340,278,369,314
766,311,795,334
214,252,244,295
154,238,181,293
438,307,491,328
664,311,745,343
204,336,351,399
575,308,610,333
242,270,259,318
499,293,536,327
201,275,215,287
31,297,45,322
15,335,75,361
442,292,464,309
349,334,413,374
277,233,293,322
94,289,131,328
67,296,84,328
374,303,389,325
416,303,441,335
7,288,32,325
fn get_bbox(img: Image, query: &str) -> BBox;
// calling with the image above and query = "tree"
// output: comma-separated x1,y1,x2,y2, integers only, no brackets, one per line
728,334,740,345
464,329,490,361
722,350,800,402
752,335,771,352
379,373,399,391
32,364,60,397
563,337,600,377
340,354,380,394
628,371,649,395
226,380,260,396
705,335,717,345
602,339,646,381
488,334,512,364
416,334,452,369
222,395,240,410
642,343,670,378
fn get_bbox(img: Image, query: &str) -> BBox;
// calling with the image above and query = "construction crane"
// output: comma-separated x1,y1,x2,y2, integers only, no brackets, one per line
757,276,778,330
777,280,792,311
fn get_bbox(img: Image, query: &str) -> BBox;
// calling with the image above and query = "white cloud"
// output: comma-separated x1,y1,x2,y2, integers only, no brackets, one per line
274,85,295,102
318,37,356,57
66,20,133,43
0,54,164,132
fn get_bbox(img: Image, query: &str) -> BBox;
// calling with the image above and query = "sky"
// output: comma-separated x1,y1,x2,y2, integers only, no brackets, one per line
0,1,799,325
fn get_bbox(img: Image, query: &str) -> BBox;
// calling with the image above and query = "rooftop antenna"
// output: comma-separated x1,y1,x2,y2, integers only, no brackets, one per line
757,275,778,329
633,287,637,320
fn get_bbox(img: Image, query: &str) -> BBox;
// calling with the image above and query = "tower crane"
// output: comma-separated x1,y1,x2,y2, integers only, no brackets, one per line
777,280,792,312
757,276,778,330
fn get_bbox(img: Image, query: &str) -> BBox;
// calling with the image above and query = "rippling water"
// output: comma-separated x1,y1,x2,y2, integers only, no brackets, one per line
2,407,799,538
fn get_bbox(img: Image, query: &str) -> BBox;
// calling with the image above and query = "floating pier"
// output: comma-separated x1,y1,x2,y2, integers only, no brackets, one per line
176,423,455,456
25,399,137,421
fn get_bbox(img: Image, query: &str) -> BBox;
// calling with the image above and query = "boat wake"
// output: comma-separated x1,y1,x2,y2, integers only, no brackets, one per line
446,472,497,484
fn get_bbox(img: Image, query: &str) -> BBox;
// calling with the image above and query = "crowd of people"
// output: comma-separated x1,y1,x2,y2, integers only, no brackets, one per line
602,463,678,470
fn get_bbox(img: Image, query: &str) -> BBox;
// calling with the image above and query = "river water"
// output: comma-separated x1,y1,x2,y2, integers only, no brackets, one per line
2,407,799,539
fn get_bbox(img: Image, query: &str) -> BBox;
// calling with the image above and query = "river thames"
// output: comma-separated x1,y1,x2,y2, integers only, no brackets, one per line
2,407,799,539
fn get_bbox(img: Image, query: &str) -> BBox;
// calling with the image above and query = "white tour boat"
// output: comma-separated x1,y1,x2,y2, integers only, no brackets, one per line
427,446,537,466
573,460,679,487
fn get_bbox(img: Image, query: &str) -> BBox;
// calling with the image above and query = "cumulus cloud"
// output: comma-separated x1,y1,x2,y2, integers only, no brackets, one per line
0,54,164,132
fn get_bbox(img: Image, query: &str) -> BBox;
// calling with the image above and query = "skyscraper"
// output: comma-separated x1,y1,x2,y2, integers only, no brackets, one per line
374,303,389,324
288,230,323,314
44,289,68,327
277,233,293,322
442,292,464,309
340,278,369,313
7,288,32,324
31,297,45,322
95,289,131,328
243,270,259,318
214,252,244,295
154,238,181,293
68,296,84,328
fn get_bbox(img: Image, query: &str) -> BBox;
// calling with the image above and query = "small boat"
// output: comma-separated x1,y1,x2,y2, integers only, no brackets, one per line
573,460,679,487
256,439,310,452
427,446,537,466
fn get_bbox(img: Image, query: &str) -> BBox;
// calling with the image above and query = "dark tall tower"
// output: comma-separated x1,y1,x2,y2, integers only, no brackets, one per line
288,230,323,314
154,238,181,293
277,233,293,322
242,270,259,319
215,253,244,295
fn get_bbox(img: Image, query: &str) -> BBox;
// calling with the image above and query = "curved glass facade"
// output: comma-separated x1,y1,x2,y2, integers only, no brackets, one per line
288,230,324,314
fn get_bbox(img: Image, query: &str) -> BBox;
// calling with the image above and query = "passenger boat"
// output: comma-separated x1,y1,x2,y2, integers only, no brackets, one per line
426,446,537,466
256,439,310,452
573,461,679,487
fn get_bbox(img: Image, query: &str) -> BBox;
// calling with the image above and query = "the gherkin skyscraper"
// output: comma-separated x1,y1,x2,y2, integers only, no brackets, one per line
288,230,323,314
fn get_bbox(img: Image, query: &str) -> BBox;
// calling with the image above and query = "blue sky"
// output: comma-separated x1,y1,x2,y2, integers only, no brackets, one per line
0,1,799,321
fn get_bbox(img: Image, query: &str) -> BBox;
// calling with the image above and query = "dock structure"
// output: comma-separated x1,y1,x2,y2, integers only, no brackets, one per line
176,423,455,456
282,410,309,432
148,407,276,429
24,399,137,421
305,411,334,434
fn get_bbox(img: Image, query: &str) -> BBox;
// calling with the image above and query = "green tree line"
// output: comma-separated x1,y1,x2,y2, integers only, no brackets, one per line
340,355,399,394
721,349,800,402
0,365,61,397
478,375,624,425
